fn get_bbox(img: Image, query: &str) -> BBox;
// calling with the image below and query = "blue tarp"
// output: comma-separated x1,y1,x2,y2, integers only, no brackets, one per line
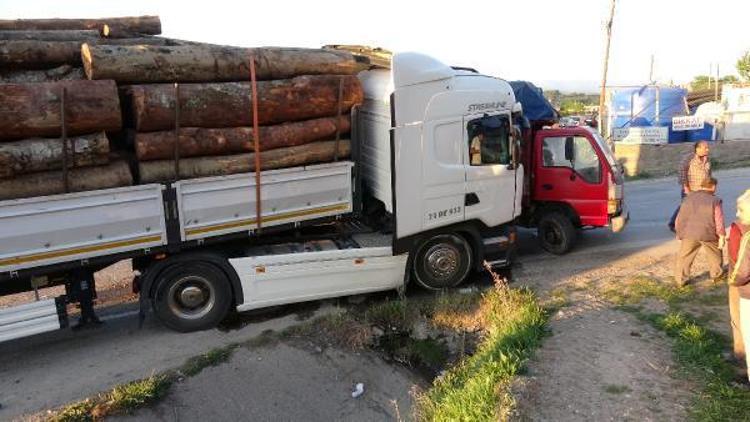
509,81,559,122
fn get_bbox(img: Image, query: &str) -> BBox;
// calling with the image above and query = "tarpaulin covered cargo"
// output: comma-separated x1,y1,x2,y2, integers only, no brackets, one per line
509,81,559,122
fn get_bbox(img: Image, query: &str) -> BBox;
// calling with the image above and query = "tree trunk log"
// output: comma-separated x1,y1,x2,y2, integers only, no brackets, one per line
0,40,81,69
134,116,351,161
123,76,362,132
0,29,99,41
0,65,84,83
82,44,364,83
0,132,109,178
0,38,173,69
0,16,161,35
0,160,132,200
0,80,121,141
138,139,351,183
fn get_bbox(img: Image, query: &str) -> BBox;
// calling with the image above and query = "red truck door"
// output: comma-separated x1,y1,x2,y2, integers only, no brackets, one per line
533,130,608,226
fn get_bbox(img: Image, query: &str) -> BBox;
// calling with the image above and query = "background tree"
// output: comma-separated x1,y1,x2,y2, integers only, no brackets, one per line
738,51,750,82
690,74,740,91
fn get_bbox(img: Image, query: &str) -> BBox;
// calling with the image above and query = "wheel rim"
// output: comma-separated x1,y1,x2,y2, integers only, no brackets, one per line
422,243,461,284
167,276,216,320
542,223,563,247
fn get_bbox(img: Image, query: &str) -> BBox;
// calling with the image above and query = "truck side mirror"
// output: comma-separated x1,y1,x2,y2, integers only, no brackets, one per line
564,137,574,162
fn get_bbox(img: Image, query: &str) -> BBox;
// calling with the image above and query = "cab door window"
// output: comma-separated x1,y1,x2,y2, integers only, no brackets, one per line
467,115,510,166
541,136,601,183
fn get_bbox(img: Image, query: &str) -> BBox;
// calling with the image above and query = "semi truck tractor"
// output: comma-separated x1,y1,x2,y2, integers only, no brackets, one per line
0,52,522,341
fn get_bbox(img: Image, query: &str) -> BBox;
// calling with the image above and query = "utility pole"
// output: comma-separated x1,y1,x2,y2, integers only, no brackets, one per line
715,63,720,101
599,0,617,136
649,54,654,83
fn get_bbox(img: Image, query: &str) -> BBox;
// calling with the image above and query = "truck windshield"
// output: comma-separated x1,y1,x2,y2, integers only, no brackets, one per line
586,127,618,169
467,115,510,166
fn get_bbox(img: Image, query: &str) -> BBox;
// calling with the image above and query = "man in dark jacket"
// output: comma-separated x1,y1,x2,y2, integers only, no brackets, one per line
674,177,725,286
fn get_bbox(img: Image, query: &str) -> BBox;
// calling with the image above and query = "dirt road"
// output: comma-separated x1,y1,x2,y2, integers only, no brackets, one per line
512,244,697,421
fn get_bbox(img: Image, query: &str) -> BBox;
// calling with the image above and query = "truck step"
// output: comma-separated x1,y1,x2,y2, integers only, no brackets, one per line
0,297,67,343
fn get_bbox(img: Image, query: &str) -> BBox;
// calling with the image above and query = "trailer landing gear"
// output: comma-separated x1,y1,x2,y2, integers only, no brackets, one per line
68,269,103,330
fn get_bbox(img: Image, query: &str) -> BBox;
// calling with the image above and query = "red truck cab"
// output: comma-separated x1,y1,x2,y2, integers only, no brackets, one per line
518,123,627,254
508,81,627,254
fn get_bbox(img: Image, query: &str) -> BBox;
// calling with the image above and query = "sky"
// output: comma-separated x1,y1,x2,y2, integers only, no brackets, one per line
3,0,749,92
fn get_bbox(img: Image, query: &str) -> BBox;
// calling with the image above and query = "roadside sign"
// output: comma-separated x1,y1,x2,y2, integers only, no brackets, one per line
672,115,705,131
612,126,668,144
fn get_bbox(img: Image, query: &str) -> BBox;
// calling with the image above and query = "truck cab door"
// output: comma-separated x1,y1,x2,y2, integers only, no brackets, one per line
464,114,518,227
534,131,608,226
420,118,466,230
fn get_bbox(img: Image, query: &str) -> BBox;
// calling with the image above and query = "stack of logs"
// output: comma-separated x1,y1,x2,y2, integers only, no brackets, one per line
0,16,165,200
0,15,367,200
95,45,364,183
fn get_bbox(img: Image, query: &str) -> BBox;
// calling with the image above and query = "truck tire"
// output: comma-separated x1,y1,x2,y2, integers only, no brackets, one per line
413,234,472,290
152,262,233,332
538,212,576,255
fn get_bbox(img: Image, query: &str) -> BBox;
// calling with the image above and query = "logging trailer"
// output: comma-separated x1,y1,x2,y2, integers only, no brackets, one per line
0,52,522,341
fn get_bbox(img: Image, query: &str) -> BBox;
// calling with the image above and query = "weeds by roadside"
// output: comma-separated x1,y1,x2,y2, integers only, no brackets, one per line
415,265,548,422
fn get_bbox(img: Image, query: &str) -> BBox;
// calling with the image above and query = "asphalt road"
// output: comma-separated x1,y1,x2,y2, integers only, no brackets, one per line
1,167,749,419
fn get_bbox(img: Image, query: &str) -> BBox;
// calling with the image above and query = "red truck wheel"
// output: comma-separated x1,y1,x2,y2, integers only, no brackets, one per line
538,212,576,255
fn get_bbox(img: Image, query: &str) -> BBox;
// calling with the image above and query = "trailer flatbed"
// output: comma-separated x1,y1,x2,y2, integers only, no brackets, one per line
0,161,354,281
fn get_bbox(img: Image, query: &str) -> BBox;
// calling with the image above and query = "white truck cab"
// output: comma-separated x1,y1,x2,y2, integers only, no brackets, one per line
356,52,522,289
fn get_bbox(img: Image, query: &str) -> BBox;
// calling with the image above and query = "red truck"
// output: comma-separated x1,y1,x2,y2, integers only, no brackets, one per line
511,82,627,254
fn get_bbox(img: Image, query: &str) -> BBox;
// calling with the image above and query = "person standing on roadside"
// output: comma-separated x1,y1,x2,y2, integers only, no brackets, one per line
674,177,725,286
728,190,750,381
669,141,712,232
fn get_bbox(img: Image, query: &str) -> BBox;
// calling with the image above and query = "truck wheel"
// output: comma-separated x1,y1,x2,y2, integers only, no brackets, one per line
538,212,576,255
413,234,472,290
152,262,233,332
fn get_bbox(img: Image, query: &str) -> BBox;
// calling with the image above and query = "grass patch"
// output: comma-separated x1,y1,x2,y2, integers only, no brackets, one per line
53,375,171,422
53,400,95,422
181,346,237,377
363,299,419,332
283,311,373,350
415,285,548,421
604,384,632,394
429,291,483,331
546,287,571,313
602,275,692,306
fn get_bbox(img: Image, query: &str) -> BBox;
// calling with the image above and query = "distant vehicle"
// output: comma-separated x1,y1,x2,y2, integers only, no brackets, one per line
561,115,598,128
560,116,581,127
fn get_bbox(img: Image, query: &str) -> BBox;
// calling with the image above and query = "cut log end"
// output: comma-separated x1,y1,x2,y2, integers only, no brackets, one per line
81,42,93,79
